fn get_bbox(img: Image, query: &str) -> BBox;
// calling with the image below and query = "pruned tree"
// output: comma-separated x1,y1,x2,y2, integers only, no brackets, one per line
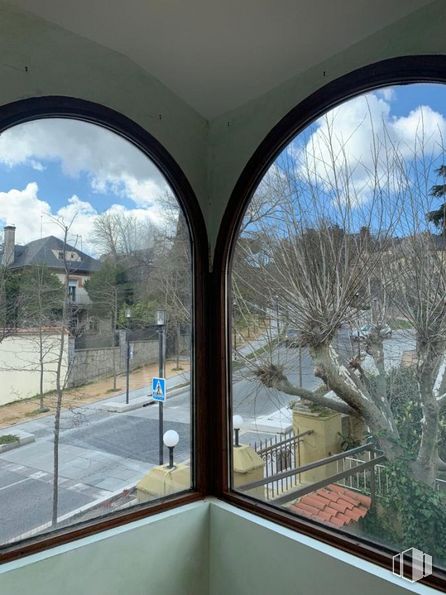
233,109,446,490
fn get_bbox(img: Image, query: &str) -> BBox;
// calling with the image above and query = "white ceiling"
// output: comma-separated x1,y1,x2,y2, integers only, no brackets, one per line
8,0,433,119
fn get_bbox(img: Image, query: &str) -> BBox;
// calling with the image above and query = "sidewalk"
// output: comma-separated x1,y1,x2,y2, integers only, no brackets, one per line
0,359,190,429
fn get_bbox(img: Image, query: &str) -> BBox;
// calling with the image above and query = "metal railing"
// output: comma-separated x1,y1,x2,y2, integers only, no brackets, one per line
240,441,385,505
251,430,312,499
336,454,389,497
338,455,446,496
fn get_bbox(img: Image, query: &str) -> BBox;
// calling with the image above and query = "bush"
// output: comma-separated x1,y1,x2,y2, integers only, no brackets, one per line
0,434,19,445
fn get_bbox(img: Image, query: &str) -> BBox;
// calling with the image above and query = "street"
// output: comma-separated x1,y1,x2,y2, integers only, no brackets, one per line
0,327,415,544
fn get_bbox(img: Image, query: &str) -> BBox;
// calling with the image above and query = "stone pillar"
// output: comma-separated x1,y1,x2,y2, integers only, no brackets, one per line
136,463,191,503
232,444,265,500
292,407,342,484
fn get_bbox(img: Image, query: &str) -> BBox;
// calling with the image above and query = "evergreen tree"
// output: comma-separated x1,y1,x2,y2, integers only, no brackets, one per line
427,165,446,233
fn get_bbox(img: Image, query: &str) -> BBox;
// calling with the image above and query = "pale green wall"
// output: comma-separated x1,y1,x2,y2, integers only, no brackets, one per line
1,2,446,258
1,500,436,595
0,3,208,221
209,501,435,595
207,0,446,254
0,501,209,595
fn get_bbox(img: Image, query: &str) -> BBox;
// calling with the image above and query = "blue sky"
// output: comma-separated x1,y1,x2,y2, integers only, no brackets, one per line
0,118,172,254
249,83,446,237
0,84,445,251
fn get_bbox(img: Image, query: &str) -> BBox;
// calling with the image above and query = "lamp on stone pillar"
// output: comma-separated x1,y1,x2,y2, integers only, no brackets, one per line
163,430,179,469
233,415,243,447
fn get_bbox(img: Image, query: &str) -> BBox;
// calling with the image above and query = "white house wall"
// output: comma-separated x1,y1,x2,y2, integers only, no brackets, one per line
0,332,69,406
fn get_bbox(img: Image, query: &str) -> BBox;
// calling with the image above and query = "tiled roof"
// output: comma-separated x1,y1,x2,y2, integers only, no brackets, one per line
290,483,371,528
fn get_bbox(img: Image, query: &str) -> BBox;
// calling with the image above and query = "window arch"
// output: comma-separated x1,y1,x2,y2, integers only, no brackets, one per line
0,96,208,561
215,56,446,589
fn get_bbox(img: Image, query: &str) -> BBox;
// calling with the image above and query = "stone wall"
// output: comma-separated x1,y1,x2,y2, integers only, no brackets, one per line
67,336,159,388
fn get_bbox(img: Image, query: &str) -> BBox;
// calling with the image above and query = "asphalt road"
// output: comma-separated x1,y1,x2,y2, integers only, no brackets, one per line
0,327,414,544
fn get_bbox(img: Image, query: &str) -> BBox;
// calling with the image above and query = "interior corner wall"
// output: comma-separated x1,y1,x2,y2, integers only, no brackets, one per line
206,0,446,256
208,501,435,595
0,501,210,595
0,3,208,219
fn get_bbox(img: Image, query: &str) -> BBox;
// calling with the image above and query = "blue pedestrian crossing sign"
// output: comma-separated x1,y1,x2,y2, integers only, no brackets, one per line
152,377,166,402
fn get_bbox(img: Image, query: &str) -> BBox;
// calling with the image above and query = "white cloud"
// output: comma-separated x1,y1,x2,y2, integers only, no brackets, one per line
0,183,165,256
293,90,446,205
0,118,170,207
375,87,396,102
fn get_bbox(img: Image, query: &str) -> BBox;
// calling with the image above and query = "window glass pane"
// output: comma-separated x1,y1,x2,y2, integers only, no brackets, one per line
0,118,193,545
230,83,446,570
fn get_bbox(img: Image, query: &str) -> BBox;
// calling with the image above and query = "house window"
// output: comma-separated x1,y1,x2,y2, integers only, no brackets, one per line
68,281,76,302
0,98,199,559
228,80,446,576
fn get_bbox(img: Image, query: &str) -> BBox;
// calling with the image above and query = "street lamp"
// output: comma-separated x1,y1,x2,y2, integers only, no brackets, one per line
156,308,167,465
163,430,179,469
232,299,238,360
274,295,280,363
125,307,132,405
233,414,243,447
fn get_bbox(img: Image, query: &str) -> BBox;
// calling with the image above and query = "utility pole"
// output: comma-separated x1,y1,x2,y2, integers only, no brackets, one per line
298,344,303,387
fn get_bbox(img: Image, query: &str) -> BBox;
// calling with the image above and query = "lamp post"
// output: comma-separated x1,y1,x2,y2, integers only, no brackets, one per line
233,414,243,447
274,294,280,363
232,300,237,360
163,430,179,469
125,307,131,405
156,309,166,465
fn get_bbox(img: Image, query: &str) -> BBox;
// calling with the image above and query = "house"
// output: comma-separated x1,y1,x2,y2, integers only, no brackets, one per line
0,224,100,332
0,2,445,595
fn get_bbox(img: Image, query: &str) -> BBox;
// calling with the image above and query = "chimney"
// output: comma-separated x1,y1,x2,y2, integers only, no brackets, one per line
2,225,15,266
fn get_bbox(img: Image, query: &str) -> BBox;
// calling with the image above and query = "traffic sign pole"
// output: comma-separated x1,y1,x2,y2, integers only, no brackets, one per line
158,324,165,465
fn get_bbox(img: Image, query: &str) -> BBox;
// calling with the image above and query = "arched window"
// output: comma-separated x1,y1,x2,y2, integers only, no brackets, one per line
0,97,206,554
220,58,446,584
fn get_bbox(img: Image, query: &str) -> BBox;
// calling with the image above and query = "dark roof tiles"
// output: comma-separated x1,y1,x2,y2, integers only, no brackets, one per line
1,236,100,273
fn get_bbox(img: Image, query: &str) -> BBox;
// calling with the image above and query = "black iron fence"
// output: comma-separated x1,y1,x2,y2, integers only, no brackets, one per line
251,430,313,499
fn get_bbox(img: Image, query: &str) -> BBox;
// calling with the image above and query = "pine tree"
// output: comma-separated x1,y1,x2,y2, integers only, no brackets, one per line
427,165,446,233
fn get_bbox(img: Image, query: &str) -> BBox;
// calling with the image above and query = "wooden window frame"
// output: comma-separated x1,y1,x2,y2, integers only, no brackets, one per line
0,96,209,563
211,55,446,592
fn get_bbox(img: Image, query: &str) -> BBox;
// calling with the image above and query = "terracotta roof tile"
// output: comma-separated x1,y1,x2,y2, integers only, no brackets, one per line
291,483,371,528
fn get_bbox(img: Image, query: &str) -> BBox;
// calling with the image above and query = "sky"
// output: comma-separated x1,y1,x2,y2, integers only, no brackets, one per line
0,118,174,255
250,83,446,237
1,84,446,254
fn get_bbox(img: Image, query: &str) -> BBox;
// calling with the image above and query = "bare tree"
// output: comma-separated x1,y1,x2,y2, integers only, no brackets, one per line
49,216,77,526
233,113,446,488
17,265,64,411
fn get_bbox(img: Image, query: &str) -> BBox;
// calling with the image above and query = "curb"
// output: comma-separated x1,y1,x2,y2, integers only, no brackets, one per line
96,383,190,413
0,430,35,453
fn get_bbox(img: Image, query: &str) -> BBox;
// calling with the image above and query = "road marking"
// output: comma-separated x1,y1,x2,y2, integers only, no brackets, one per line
0,477,32,492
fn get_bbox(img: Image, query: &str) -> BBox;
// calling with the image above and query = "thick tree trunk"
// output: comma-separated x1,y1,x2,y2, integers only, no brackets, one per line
413,346,440,486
